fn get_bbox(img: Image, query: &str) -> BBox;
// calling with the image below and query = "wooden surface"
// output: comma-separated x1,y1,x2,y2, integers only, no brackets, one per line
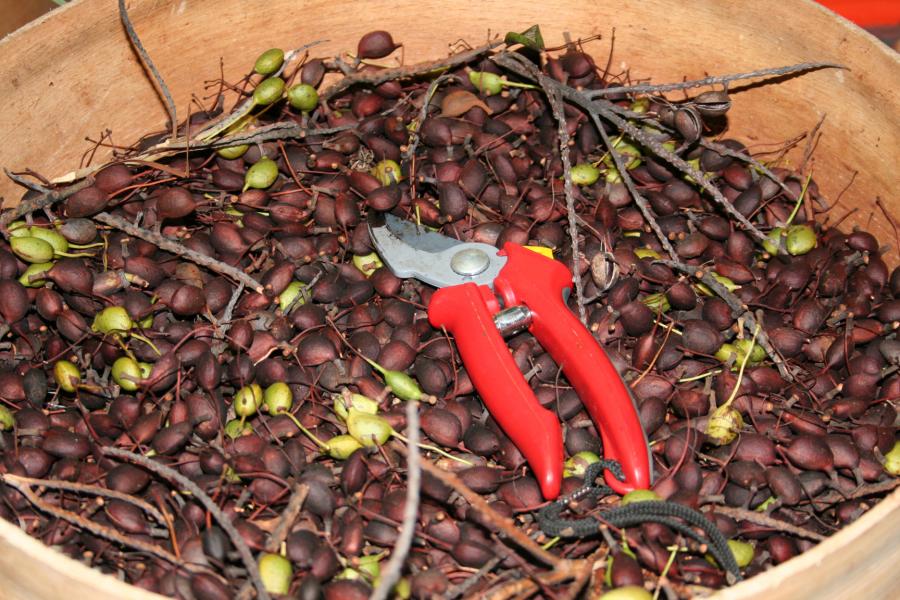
0,0,56,37
0,1,897,599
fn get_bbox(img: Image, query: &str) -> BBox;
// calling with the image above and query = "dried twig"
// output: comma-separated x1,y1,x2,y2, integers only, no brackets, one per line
101,447,271,600
94,211,264,293
495,53,768,244
118,0,177,139
1,474,197,572
419,457,561,568
321,40,504,101
544,84,588,325
372,398,422,600
264,483,309,553
659,259,795,382
2,474,164,524
586,62,843,97
0,177,94,230
710,505,826,542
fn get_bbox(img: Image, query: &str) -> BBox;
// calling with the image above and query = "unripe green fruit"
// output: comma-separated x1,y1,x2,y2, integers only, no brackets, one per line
620,489,661,506
352,252,384,277
28,227,69,255
253,77,285,106
469,71,503,95
258,552,292,595
883,441,900,476
334,393,379,421
287,83,319,112
564,451,601,478
54,360,81,393
277,281,308,313
570,163,601,186
225,418,253,439
217,145,249,159
264,381,293,414
599,586,652,600
326,435,363,459
371,159,402,186
347,410,392,447
244,157,279,192
785,224,817,256
19,262,53,287
112,356,142,391
11,236,54,263
0,406,13,431
706,405,744,446
253,48,285,76
92,306,133,335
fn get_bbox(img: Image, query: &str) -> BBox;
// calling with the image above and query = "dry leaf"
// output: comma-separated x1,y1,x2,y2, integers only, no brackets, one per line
440,89,493,117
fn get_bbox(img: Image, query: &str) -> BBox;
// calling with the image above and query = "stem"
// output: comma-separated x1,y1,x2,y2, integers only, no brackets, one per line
723,325,760,408
281,411,328,450
391,430,473,466
783,171,814,228
130,332,161,355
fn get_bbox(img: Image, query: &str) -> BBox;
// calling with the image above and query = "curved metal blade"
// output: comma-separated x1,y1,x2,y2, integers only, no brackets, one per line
368,213,506,289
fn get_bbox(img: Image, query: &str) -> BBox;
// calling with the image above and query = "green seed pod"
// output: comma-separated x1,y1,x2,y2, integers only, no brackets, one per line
357,553,383,580
762,227,784,255
11,236,54,263
258,552,292,595
334,392,380,421
727,539,755,568
883,441,900,476
277,280,308,313
18,262,54,288
112,356,142,392
352,252,384,277
570,163,601,186
28,227,69,255
326,434,364,460
92,306,133,335
138,362,153,379
264,381,293,414
620,489,661,506
641,292,671,313
370,159,402,186
253,77,286,106
785,224,817,256
383,369,422,402
393,577,411,599
603,139,642,170
347,410,392,447
629,98,650,113
0,406,14,431
710,273,740,292
563,451,601,478
734,338,765,364
715,343,741,364
253,48,285,76
234,391,258,418
468,71,503,96
706,405,744,446
599,586,653,600
243,157,279,192
217,145,249,159
634,247,661,260
287,83,319,112
8,221,30,238
225,418,253,439
53,360,81,393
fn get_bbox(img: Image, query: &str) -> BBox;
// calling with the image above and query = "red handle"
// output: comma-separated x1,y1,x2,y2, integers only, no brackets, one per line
429,282,564,499
493,243,652,495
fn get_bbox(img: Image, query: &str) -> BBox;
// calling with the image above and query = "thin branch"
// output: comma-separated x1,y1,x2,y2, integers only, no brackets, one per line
372,398,422,600
419,457,562,568
264,483,309,553
404,73,456,162
586,62,843,97
495,53,768,243
94,211,264,293
1,177,95,231
100,447,271,600
545,84,588,325
2,474,164,524
1,474,197,572
659,259,796,382
710,505,826,542
118,0,177,139
320,40,505,101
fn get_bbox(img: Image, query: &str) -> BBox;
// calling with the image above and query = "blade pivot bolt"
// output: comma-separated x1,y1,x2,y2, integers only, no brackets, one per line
450,248,490,277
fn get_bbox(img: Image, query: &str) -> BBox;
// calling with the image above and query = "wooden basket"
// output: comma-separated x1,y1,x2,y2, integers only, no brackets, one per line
0,1,897,598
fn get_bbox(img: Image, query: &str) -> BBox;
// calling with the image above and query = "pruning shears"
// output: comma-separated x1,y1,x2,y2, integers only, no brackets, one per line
368,214,652,499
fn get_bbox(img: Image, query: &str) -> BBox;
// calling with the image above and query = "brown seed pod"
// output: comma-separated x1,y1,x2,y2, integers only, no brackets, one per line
65,185,109,217
357,30,399,59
